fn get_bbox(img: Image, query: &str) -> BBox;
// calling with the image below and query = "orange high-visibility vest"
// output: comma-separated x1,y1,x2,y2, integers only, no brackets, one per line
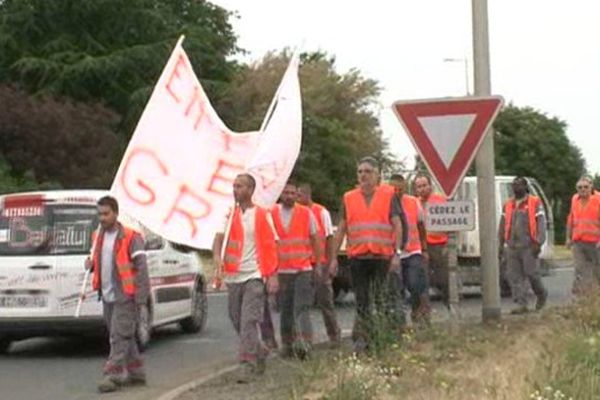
224,206,278,278
569,195,600,243
92,225,138,297
344,186,395,257
271,204,313,271
401,195,422,253
503,195,541,243
421,193,449,245
309,202,328,265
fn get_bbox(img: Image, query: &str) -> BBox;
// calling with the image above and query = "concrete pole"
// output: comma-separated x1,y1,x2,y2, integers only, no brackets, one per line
472,0,501,321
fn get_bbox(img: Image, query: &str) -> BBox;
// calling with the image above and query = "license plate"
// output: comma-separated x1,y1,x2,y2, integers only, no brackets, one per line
0,296,48,308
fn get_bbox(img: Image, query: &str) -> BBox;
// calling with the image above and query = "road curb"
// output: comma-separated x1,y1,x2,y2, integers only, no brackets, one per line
154,364,240,400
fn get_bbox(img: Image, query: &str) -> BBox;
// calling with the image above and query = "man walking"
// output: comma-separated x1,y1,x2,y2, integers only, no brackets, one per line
213,174,279,383
330,157,405,354
272,181,321,359
87,196,150,393
414,174,450,308
566,176,600,295
389,174,430,324
298,183,341,347
498,177,548,314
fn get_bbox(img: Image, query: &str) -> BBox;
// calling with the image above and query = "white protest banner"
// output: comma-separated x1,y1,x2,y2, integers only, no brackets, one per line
247,53,302,208
425,200,475,232
111,37,302,249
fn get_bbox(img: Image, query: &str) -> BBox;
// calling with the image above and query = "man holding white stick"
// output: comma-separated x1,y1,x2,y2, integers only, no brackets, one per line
84,196,150,393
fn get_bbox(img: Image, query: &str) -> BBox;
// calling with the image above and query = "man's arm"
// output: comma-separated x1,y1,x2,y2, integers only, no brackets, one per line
416,203,428,252
390,196,406,251
212,233,225,279
322,209,335,266
330,219,347,269
498,214,506,250
535,203,547,246
131,233,150,306
308,212,321,264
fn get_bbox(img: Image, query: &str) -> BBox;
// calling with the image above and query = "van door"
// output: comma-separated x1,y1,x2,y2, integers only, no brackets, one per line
50,203,101,317
0,195,58,318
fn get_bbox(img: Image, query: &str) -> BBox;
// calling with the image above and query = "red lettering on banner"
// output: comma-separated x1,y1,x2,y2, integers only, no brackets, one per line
184,86,212,131
165,54,188,104
121,148,169,205
253,161,288,190
207,159,245,197
163,184,212,238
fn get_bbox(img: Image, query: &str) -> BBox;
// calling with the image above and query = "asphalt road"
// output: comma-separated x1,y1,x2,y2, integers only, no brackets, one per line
0,266,574,400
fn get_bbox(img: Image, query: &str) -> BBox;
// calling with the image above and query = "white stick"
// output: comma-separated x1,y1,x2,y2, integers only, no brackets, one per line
75,225,101,318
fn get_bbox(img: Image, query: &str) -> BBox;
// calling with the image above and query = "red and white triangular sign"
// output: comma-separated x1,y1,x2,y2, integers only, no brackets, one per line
392,96,504,198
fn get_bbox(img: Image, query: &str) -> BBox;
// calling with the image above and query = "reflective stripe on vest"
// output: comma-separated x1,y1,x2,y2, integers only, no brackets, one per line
421,193,449,245
401,195,422,253
224,207,278,278
310,203,328,265
344,186,395,257
92,225,137,297
570,195,600,242
503,195,540,243
272,205,313,270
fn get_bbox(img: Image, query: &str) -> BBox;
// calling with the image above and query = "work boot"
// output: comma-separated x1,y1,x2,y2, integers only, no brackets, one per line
279,345,294,359
236,362,256,384
97,376,121,393
125,371,147,386
510,305,528,315
293,341,311,361
535,291,548,311
352,338,368,356
264,338,279,352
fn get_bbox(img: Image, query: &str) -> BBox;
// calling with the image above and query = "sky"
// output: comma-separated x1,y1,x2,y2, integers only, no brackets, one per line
212,0,599,174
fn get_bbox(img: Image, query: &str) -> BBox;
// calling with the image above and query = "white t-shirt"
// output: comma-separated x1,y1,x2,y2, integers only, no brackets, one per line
101,229,118,302
318,207,334,236
219,206,277,284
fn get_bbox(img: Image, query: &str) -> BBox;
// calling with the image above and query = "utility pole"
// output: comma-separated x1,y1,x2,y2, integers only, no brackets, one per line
472,0,501,321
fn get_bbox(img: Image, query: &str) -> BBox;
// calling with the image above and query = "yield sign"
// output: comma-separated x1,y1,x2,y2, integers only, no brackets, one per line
392,96,504,198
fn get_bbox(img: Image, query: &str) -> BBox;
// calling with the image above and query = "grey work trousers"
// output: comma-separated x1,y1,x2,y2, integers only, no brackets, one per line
227,279,268,363
278,271,314,348
572,241,600,295
401,254,429,313
313,265,341,342
428,244,449,306
102,301,143,377
506,246,547,306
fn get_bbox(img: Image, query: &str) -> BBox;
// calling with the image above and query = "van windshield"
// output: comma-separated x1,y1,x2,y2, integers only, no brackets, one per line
0,201,98,256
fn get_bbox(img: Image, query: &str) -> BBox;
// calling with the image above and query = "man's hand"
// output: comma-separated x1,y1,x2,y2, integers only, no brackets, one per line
532,242,542,257
389,254,401,273
267,275,279,295
596,241,600,250
422,250,429,264
329,258,339,275
84,257,92,271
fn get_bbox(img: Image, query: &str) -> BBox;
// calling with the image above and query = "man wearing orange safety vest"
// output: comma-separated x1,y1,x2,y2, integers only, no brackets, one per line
213,174,279,383
85,196,150,393
330,157,405,354
271,181,321,359
297,183,341,347
566,176,600,295
389,174,430,323
414,174,450,308
498,177,548,314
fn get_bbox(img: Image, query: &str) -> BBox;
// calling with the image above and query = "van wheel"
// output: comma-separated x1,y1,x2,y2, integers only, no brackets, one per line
136,303,153,352
0,337,11,354
180,282,207,334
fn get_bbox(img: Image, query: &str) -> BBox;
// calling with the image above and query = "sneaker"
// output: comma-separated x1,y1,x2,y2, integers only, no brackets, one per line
293,341,311,361
510,305,528,315
236,362,256,384
535,291,548,311
97,376,121,393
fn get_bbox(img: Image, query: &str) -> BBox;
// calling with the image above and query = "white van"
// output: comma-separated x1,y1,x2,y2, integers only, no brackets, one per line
0,190,207,353
453,176,555,294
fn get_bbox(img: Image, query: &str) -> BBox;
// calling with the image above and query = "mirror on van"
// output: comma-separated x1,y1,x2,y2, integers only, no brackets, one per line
144,234,164,251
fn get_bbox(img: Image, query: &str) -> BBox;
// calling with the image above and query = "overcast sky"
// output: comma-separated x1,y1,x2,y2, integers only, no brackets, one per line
213,0,599,174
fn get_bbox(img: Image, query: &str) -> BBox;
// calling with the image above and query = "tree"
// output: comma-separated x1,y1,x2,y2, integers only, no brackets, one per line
0,0,239,136
0,84,120,188
594,174,600,191
493,104,586,242
215,51,393,212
